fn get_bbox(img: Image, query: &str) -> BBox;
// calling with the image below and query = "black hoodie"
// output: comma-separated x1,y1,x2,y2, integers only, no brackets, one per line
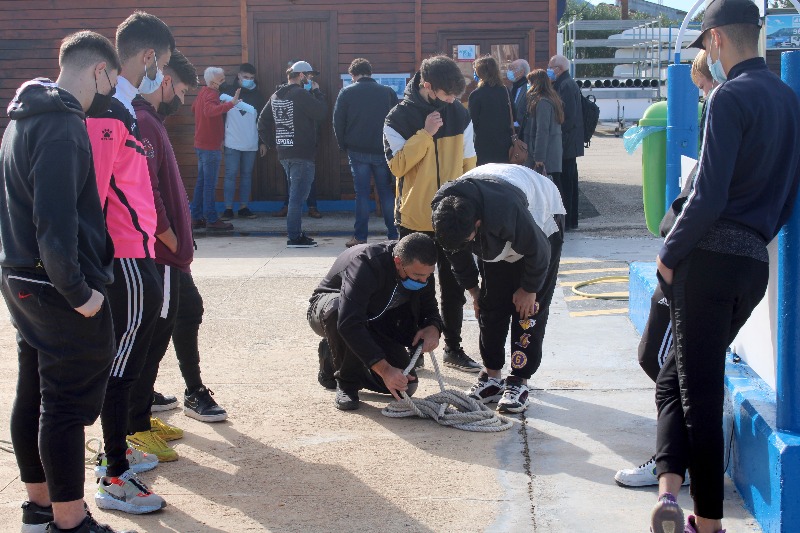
0,79,114,308
257,82,327,161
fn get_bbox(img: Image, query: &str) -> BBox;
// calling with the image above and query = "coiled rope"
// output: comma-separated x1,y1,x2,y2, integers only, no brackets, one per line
571,276,630,301
381,344,514,432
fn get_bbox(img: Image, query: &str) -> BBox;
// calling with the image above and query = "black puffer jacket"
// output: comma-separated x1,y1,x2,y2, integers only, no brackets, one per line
312,241,443,367
431,177,550,293
553,72,585,159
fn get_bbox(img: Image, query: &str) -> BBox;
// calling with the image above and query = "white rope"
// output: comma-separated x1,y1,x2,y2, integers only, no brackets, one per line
381,345,514,432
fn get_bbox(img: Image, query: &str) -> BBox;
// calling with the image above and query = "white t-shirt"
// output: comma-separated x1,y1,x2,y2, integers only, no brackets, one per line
224,103,259,152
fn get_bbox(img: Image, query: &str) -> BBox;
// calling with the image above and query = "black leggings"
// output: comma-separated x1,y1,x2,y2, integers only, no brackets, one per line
477,228,563,379
638,284,673,383
2,268,115,502
655,248,767,519
101,258,163,477
398,226,465,351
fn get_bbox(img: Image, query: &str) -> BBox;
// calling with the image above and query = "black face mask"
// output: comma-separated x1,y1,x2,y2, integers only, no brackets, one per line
427,94,448,110
158,95,180,116
157,83,181,116
85,69,115,118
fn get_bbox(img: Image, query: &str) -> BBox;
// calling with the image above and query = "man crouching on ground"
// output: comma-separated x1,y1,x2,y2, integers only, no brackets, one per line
307,233,443,410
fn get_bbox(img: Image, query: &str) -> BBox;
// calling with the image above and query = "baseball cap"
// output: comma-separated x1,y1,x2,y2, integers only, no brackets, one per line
689,0,762,49
288,60,320,75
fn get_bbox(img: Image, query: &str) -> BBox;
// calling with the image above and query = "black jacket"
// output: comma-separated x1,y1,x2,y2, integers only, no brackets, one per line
0,79,114,307
509,77,528,126
468,84,513,165
553,71,585,159
431,177,551,294
660,58,800,269
258,83,327,161
312,241,443,368
333,77,398,154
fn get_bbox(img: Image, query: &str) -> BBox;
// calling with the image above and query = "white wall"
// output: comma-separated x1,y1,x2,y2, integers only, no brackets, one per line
730,239,778,390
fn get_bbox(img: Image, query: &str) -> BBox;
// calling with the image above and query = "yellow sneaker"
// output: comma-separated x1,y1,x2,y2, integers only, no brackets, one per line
151,417,184,441
128,429,178,462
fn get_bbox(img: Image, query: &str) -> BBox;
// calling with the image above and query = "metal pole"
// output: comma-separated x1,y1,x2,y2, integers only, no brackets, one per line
664,63,697,212
777,50,800,433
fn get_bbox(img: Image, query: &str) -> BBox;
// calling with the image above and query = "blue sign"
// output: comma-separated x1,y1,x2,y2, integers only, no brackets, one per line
766,14,800,50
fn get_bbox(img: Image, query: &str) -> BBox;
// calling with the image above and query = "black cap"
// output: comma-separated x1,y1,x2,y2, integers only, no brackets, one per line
688,0,762,49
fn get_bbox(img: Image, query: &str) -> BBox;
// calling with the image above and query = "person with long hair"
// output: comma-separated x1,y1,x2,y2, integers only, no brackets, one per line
523,69,564,195
468,56,513,165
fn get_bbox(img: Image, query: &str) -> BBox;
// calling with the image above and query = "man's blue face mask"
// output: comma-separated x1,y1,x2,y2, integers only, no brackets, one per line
241,78,256,89
401,264,428,291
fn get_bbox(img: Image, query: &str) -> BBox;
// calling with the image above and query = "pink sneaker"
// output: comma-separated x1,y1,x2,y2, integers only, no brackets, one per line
685,515,726,533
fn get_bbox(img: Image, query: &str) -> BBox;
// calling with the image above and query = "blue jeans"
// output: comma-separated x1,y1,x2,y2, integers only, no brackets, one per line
282,177,317,208
349,150,398,241
223,148,256,207
191,148,222,223
281,159,315,240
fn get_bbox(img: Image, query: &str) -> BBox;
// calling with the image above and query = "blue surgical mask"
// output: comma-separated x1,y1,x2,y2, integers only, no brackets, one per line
707,44,727,83
401,277,428,291
400,265,428,291
304,80,313,91
473,72,480,83
546,68,556,81
241,79,255,89
507,70,516,81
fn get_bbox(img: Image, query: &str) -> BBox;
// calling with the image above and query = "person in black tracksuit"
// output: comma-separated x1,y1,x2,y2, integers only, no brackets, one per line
0,32,120,532
307,234,443,410
650,1,800,530
431,164,563,414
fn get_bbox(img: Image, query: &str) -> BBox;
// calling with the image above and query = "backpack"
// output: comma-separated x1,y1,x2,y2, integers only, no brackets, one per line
580,91,600,147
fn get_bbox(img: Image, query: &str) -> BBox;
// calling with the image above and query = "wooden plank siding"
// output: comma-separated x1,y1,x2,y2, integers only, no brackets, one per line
0,0,553,202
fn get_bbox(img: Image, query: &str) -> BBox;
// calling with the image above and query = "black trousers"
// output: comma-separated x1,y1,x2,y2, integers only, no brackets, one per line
638,284,673,383
101,258,163,477
477,228,563,379
560,158,579,229
171,270,205,392
128,263,206,433
397,226,465,350
307,292,418,395
655,248,767,519
2,268,115,502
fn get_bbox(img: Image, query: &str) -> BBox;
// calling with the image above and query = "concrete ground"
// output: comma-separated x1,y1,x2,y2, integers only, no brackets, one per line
0,133,762,532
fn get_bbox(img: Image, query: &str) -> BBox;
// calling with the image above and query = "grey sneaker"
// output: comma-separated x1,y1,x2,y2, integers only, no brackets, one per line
651,492,683,533
466,372,504,404
94,471,166,515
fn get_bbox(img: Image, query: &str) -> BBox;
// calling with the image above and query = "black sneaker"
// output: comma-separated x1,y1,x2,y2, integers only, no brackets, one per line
151,391,178,412
46,511,135,533
287,233,318,248
237,207,257,219
443,347,481,373
317,339,336,390
220,209,234,221
335,386,360,411
466,371,504,404
22,500,52,532
184,386,228,422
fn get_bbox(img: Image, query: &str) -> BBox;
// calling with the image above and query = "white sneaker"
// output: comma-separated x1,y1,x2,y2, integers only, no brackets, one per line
614,455,691,487
95,470,166,514
497,376,530,413
94,447,159,477
466,372,504,404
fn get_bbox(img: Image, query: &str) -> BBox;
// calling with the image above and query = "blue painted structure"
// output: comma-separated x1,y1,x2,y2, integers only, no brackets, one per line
664,64,699,212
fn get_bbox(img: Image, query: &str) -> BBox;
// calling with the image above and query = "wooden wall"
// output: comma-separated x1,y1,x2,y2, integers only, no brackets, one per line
0,0,554,201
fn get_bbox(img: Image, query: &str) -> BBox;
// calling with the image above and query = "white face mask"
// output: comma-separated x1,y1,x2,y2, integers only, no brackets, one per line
138,52,164,94
706,36,727,84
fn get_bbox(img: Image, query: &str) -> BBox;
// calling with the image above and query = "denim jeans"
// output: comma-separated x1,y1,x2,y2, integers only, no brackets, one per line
282,176,317,208
191,148,222,223
223,148,257,207
349,150,398,241
281,159,315,240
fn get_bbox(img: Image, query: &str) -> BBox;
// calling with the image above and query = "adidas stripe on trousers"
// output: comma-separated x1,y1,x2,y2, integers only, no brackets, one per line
101,257,163,478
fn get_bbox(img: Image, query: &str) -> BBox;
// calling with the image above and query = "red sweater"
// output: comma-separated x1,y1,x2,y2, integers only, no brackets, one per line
192,86,235,150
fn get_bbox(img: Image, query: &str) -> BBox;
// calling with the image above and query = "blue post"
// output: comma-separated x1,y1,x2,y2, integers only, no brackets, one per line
777,51,800,434
665,64,698,213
